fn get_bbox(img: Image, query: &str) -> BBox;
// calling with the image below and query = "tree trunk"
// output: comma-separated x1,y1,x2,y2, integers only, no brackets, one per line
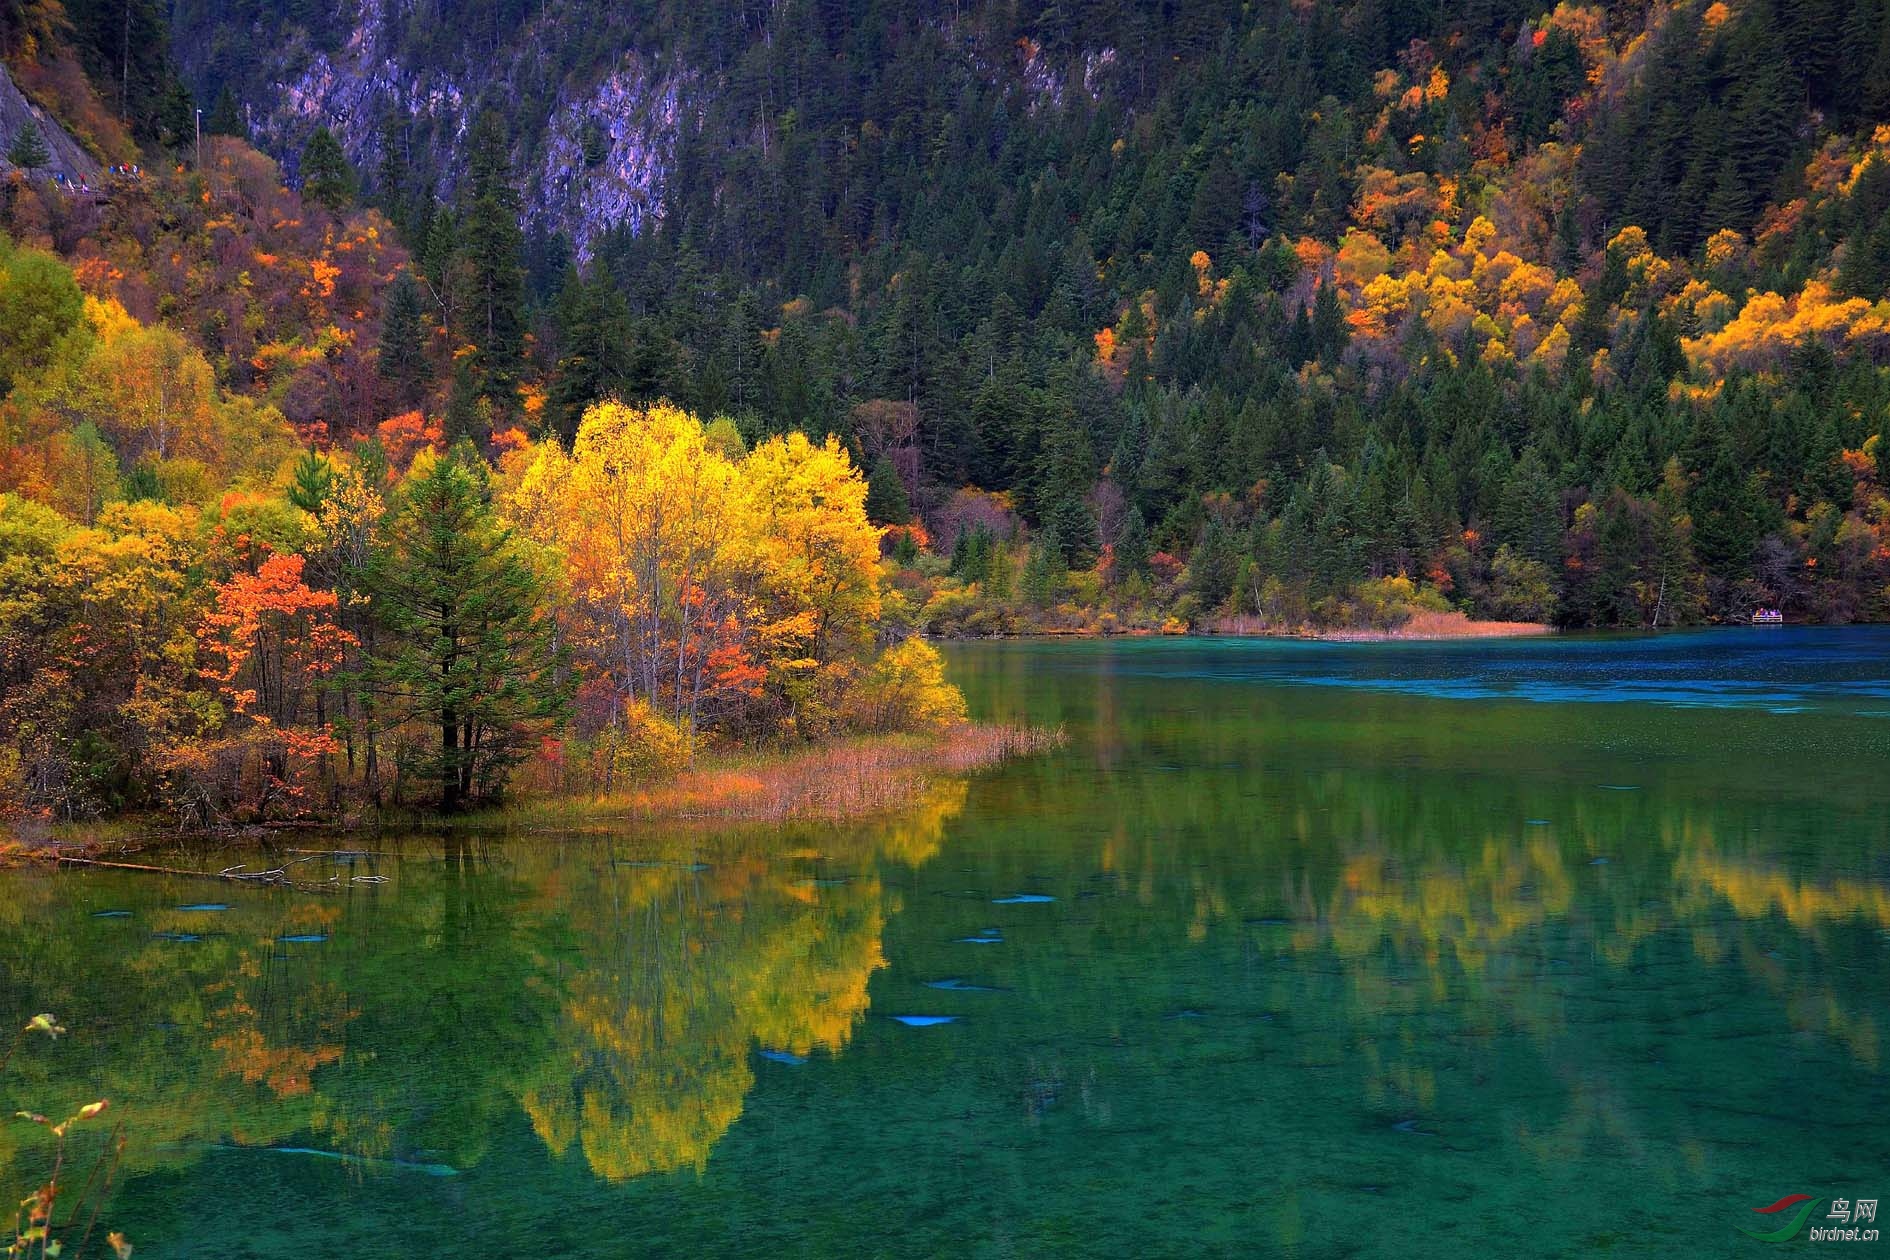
441,706,460,812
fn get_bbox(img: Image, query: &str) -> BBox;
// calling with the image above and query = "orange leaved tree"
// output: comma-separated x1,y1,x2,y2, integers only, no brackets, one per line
183,551,355,820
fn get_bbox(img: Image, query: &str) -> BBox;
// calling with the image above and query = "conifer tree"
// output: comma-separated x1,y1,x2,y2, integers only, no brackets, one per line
375,117,412,233
287,450,335,513
300,126,353,214
548,272,633,439
865,456,912,525
1115,506,1152,583
1021,525,1067,607
206,86,244,137
1189,516,1237,610
361,450,569,811
1311,282,1348,364
1841,213,1890,300
458,110,526,418
1689,445,1760,580
1035,411,1098,564
6,126,49,170
156,78,194,149
378,268,431,407
1496,448,1563,567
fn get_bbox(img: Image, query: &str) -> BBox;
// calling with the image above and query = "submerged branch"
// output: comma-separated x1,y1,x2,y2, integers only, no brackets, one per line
54,856,258,881
50,854,378,892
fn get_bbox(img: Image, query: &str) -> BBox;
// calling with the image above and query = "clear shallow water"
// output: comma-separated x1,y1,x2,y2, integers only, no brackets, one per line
3,628,1888,1256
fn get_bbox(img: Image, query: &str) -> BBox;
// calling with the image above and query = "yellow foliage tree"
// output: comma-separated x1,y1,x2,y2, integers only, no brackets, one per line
510,402,886,743
740,430,883,731
843,639,968,733
512,400,746,734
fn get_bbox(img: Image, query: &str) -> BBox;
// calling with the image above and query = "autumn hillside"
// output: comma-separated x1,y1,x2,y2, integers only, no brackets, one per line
154,0,1890,629
4,0,1890,820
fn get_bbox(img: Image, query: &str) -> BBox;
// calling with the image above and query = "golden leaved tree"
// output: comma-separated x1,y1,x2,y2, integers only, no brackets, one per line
510,401,748,739
738,430,883,734
507,401,886,745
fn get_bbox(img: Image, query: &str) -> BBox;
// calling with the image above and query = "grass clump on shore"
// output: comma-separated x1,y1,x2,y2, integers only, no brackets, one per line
455,722,1065,831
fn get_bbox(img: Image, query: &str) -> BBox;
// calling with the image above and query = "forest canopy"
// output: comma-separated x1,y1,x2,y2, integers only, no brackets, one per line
5,0,1890,817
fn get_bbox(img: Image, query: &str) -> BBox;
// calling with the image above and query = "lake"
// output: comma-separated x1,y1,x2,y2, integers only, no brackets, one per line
3,628,1887,1256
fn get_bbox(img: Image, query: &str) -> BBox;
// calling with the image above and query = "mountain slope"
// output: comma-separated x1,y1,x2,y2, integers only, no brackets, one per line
8,0,1889,628
0,62,103,181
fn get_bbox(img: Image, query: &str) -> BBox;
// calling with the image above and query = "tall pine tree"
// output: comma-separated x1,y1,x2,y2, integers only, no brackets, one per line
458,110,527,425
378,268,431,408
363,450,570,811
548,270,633,440
300,126,353,215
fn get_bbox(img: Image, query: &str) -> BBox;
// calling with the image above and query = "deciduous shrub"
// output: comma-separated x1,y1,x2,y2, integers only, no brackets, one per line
844,639,967,733
608,699,693,782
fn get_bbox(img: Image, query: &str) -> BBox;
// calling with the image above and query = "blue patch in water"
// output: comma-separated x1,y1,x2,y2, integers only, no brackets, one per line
992,893,1056,904
92,910,132,918
953,935,1003,944
185,1144,461,1177
277,934,328,943
152,931,201,942
889,1015,958,1027
758,1049,807,1065
175,903,230,912
1589,857,1609,866
924,978,1000,992
1525,819,1551,826
277,1146,458,1175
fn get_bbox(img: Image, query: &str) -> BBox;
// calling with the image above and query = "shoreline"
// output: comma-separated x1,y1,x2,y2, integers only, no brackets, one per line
1247,611,1555,642
931,610,1555,643
442,722,1063,834
1,722,1064,858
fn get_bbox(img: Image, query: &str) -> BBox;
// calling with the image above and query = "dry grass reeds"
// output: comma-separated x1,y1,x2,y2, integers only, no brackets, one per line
482,722,1064,829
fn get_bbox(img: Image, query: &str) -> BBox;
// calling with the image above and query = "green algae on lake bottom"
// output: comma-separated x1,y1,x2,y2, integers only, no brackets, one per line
1,628,1887,1257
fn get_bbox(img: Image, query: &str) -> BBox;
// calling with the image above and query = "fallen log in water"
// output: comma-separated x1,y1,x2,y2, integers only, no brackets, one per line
52,854,385,891
54,855,278,883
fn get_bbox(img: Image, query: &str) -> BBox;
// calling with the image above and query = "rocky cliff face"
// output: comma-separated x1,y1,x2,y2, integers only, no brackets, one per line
190,0,681,257
166,0,1105,259
527,61,680,250
0,63,103,182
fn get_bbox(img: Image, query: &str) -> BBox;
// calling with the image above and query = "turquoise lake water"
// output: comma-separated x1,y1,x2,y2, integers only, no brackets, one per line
1,628,1886,1255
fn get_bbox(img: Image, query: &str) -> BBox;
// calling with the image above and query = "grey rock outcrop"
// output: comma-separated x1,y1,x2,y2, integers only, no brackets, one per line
0,62,102,183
